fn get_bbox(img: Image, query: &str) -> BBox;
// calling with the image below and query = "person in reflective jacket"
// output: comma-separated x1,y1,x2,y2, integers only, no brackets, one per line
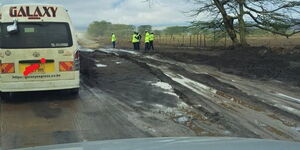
132,32,139,50
149,32,155,50
111,33,117,48
144,31,150,52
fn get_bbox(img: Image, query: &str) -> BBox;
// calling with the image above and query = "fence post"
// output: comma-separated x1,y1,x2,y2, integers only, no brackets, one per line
189,35,192,47
165,35,168,46
224,34,227,47
197,34,199,48
193,35,195,47
204,34,206,47
200,34,202,47
158,35,160,45
182,35,185,47
213,28,216,47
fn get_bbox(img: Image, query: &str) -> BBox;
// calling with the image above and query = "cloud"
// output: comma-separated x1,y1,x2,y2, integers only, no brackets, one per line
1,0,203,30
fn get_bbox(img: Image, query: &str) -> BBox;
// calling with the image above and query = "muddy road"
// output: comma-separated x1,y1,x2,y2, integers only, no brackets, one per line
0,49,194,150
1,44,300,149
90,48,300,140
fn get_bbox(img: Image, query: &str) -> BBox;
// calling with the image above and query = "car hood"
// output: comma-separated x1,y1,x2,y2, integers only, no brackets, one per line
17,137,300,150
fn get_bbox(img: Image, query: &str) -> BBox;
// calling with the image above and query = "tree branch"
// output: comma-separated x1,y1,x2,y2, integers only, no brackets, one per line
245,11,264,25
244,1,300,14
246,24,300,38
227,3,239,15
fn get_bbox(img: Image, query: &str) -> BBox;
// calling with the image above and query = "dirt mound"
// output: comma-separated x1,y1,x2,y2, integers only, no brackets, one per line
159,47,300,86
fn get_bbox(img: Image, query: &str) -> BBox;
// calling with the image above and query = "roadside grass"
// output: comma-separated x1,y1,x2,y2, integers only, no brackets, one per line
88,33,300,51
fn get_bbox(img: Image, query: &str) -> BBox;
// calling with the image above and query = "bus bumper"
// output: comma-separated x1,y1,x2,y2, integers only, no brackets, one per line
0,80,80,92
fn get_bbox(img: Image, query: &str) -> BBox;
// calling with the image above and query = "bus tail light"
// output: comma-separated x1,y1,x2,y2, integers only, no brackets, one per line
74,50,80,71
59,61,74,72
1,63,15,74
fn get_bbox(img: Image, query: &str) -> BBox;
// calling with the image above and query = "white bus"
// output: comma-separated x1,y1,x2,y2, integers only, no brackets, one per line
0,4,80,98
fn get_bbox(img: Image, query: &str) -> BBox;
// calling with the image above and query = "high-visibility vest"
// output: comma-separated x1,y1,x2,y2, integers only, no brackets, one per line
132,34,139,43
149,34,154,41
145,32,150,43
137,34,142,40
112,34,116,42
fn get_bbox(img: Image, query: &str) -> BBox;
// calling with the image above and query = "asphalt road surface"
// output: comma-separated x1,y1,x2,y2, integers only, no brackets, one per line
1,46,300,150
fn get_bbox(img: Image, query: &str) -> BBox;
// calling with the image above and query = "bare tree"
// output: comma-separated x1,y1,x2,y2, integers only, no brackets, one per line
192,0,300,47
147,0,300,47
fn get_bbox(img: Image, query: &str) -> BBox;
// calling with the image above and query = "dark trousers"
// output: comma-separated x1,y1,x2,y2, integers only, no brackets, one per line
112,41,116,48
133,42,139,50
150,41,154,50
145,42,150,51
137,42,140,50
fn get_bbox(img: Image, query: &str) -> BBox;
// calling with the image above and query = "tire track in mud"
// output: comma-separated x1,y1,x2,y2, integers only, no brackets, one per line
74,81,153,140
86,50,256,137
79,52,197,138
0,84,150,150
94,49,300,141
117,53,262,138
0,49,198,150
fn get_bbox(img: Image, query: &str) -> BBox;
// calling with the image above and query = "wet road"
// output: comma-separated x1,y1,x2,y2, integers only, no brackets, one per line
94,48,300,140
1,46,300,149
0,86,145,149
0,50,194,150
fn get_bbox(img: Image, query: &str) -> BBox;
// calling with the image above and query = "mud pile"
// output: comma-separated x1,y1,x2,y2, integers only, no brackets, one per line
159,47,300,86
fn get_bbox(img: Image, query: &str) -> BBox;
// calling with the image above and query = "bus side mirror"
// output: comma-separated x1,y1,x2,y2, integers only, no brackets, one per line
7,19,18,34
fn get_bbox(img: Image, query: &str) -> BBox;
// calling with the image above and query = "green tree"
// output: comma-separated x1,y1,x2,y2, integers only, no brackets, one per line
87,21,135,37
163,26,188,35
138,25,152,33
153,30,162,35
111,24,135,37
87,20,112,37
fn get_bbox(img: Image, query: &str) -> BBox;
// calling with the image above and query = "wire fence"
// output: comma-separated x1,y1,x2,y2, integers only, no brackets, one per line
97,34,300,50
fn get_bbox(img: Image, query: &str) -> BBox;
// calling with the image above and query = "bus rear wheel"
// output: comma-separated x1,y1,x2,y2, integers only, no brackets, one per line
69,88,79,95
1,92,12,100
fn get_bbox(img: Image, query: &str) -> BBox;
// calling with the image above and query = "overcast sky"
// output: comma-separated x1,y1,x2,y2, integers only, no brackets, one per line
1,0,199,30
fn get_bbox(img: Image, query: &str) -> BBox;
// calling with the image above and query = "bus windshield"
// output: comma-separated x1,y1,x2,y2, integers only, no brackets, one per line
0,22,73,49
